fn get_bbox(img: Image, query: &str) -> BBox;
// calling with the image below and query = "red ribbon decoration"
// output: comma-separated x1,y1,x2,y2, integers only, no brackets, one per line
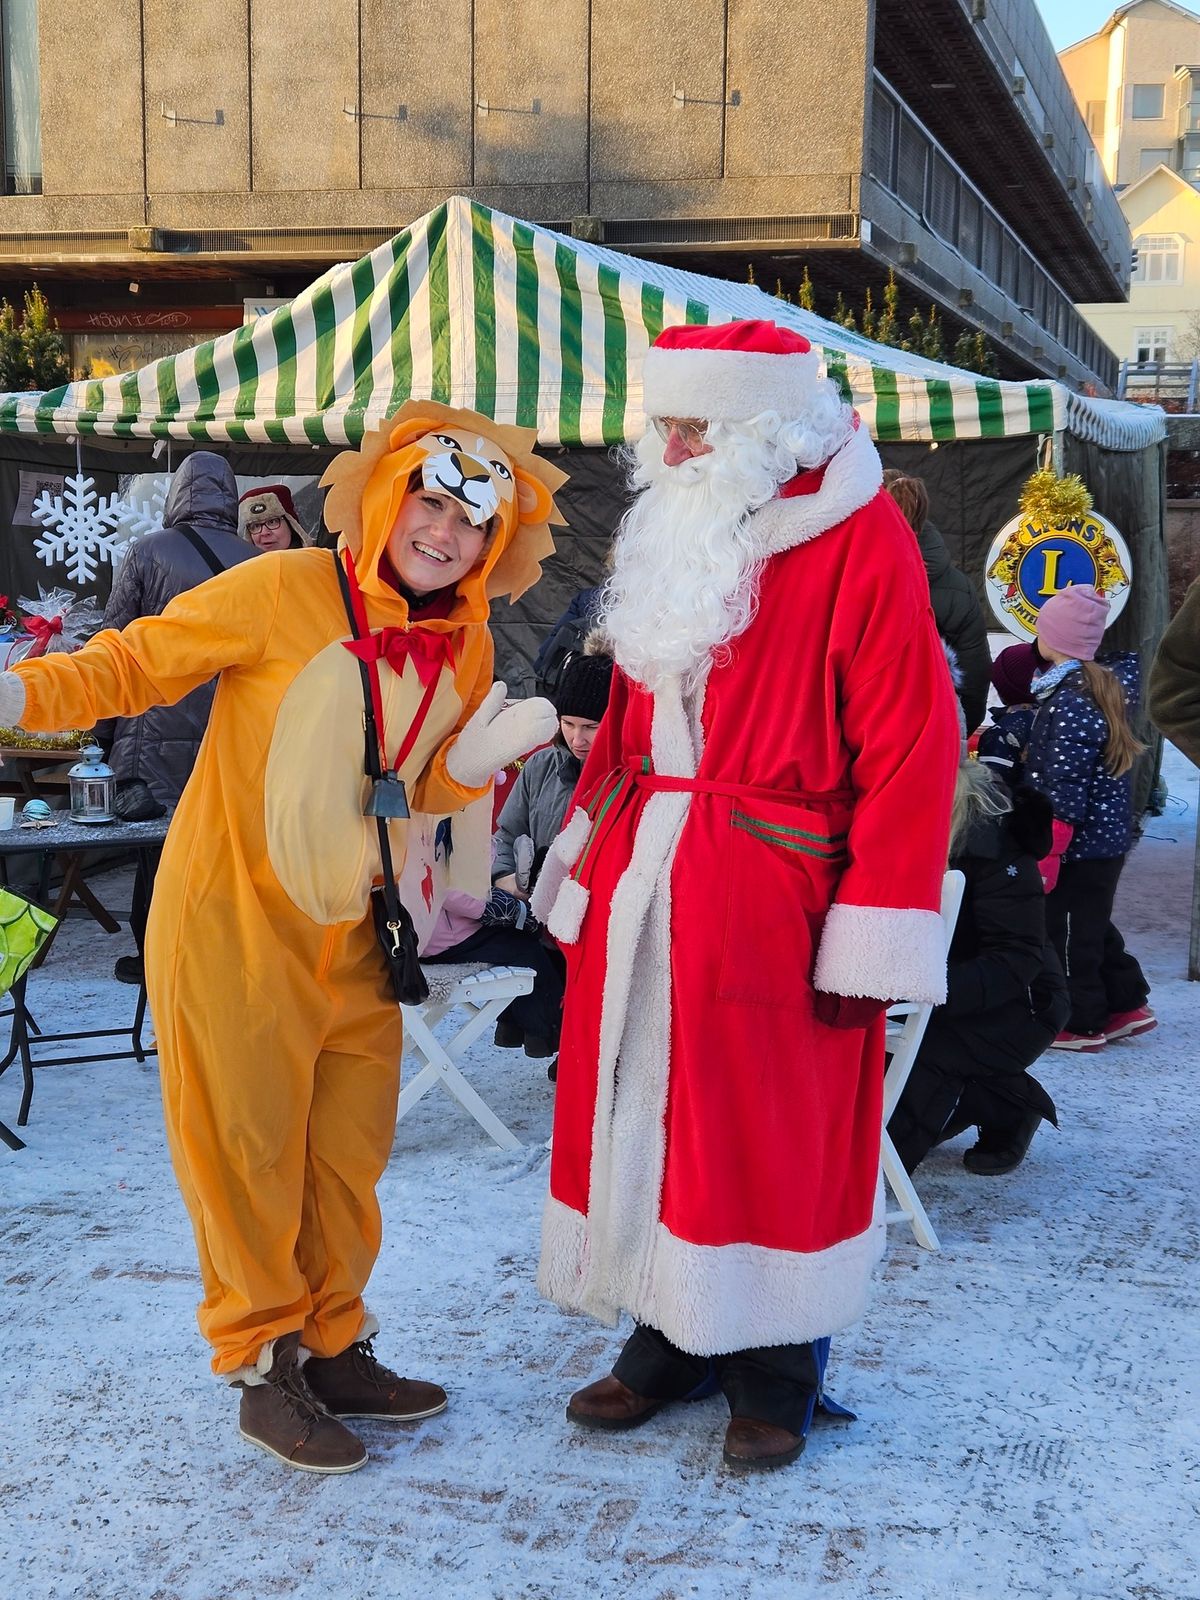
24,614,64,658
343,626,455,689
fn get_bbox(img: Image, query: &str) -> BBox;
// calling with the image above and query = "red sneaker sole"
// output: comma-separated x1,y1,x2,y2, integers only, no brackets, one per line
1106,1018,1158,1041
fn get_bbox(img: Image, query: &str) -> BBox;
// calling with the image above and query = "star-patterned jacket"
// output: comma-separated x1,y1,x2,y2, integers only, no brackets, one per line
1026,651,1139,860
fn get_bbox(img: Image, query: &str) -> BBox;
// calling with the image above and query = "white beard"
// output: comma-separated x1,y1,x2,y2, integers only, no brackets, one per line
600,437,768,695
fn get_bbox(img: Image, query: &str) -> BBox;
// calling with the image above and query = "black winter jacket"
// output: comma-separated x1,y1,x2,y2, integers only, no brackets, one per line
99,453,256,807
942,785,1067,1035
919,519,991,734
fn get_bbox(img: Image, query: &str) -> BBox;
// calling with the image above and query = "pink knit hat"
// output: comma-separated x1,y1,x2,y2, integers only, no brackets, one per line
1036,583,1110,661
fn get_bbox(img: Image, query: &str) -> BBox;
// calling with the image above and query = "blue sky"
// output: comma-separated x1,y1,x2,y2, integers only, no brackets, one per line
1038,0,1200,51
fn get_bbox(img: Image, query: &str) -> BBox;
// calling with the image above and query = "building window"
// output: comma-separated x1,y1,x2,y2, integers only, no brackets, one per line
1138,147,1172,176
1085,100,1106,136
1,0,41,196
1133,327,1171,363
1134,234,1183,282
1131,83,1165,120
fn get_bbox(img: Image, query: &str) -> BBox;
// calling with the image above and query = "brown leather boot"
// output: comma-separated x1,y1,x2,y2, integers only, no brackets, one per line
305,1336,448,1421
566,1374,667,1431
238,1333,367,1474
722,1416,806,1471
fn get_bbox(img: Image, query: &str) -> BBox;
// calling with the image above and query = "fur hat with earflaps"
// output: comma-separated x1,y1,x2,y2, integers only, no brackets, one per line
238,484,309,547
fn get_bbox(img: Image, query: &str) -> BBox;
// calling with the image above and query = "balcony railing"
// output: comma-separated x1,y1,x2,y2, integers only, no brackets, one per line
1117,360,1200,412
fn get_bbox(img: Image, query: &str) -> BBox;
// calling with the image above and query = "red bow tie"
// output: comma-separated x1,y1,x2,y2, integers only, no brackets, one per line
342,627,455,687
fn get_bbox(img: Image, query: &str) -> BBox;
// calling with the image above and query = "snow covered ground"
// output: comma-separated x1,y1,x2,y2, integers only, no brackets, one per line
1,749,1197,1600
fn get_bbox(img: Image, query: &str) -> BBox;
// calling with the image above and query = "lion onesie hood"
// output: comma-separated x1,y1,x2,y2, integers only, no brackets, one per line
8,405,565,1377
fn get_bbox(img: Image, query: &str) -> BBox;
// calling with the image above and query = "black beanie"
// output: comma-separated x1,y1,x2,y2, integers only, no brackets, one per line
555,651,614,722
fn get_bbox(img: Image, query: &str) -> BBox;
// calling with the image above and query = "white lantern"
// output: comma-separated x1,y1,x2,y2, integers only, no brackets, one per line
68,744,115,824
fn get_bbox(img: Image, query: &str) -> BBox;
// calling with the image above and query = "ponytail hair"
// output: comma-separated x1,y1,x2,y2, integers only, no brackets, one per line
1079,660,1145,778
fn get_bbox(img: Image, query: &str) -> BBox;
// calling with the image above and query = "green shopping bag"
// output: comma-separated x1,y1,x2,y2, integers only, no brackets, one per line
0,887,58,995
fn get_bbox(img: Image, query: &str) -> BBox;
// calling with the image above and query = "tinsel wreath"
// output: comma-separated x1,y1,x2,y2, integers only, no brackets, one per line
1018,469,1093,528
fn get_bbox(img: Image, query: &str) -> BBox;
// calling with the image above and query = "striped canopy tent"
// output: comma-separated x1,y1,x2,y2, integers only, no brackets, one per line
0,195,1165,454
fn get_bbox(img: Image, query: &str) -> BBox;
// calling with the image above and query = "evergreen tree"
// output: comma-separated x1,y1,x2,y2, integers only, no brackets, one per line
877,268,901,346
798,265,815,312
833,291,850,329
774,278,790,305
902,307,926,352
746,261,757,287
17,286,69,391
972,330,998,377
861,287,877,342
0,299,23,393
952,330,976,371
922,305,945,363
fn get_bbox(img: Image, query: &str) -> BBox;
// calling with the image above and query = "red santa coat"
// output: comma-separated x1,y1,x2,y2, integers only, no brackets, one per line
533,423,959,1355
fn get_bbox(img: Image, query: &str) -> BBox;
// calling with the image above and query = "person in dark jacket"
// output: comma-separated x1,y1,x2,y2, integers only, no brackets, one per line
884,471,991,733
533,583,603,696
887,764,1068,1178
100,452,254,979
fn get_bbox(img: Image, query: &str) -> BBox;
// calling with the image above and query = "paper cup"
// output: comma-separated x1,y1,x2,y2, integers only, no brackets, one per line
0,796,15,829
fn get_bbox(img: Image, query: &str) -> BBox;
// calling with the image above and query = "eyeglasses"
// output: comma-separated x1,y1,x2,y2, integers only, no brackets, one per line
652,417,709,448
250,516,286,532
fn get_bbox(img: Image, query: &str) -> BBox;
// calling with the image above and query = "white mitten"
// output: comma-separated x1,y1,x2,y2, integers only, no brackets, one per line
445,682,558,790
0,671,26,729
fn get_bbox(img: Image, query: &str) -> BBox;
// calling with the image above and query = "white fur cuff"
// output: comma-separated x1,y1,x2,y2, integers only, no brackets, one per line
546,876,590,945
529,805,591,923
814,902,948,1006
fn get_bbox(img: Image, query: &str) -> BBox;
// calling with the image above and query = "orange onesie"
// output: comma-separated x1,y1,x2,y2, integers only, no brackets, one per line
10,406,565,1377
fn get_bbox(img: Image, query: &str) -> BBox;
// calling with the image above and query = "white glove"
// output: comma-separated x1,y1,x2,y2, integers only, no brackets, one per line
445,682,558,790
0,671,26,729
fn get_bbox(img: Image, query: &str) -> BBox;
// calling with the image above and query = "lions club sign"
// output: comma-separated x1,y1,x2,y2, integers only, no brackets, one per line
984,512,1133,640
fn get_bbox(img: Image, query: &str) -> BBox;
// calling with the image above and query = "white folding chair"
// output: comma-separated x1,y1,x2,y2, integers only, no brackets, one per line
879,869,967,1251
396,962,536,1150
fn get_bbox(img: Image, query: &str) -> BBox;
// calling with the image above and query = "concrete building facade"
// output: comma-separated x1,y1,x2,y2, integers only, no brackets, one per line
0,0,1128,389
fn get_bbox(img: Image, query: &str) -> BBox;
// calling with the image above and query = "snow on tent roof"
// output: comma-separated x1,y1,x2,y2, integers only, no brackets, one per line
0,195,1165,454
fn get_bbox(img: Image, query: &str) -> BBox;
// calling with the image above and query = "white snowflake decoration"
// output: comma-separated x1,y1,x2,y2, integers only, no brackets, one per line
31,473,125,586
111,472,170,555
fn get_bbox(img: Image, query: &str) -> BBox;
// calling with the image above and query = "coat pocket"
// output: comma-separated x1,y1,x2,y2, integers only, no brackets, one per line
716,796,850,1008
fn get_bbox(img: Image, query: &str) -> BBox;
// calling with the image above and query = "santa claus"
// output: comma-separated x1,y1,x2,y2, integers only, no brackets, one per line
530,319,960,1471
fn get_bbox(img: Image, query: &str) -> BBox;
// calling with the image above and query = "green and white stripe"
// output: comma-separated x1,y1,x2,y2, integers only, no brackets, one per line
0,195,1164,452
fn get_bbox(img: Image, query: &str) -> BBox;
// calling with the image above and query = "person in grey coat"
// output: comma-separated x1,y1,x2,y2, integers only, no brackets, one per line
99,451,255,980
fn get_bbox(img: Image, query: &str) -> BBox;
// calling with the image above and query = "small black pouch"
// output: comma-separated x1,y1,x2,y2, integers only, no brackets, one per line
369,885,429,1006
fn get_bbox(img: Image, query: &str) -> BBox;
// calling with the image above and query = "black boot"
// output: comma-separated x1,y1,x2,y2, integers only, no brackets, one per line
963,1110,1042,1176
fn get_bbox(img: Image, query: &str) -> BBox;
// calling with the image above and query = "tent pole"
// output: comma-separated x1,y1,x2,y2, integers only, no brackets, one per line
1190,824,1200,981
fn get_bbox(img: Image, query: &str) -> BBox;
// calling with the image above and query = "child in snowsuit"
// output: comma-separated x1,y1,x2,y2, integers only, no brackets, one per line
1027,585,1155,1053
976,641,1044,790
887,758,1068,1176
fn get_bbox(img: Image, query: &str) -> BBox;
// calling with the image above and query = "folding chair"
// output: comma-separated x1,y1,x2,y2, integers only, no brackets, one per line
396,962,536,1150
879,869,966,1251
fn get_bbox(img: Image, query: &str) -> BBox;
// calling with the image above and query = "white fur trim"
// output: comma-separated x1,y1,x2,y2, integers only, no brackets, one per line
530,805,591,923
225,1335,311,1387
749,421,883,556
643,344,822,424
540,1179,886,1353
546,876,590,944
356,1311,380,1343
814,903,949,1006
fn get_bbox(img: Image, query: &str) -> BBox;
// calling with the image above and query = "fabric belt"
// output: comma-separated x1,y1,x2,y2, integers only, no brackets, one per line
568,762,853,896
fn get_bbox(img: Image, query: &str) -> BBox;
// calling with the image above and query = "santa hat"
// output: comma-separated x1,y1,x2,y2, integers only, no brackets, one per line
1036,583,1109,662
238,484,307,545
641,320,822,424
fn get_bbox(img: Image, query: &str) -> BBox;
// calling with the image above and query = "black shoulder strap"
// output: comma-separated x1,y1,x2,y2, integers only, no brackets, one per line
332,552,401,896
175,523,230,578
